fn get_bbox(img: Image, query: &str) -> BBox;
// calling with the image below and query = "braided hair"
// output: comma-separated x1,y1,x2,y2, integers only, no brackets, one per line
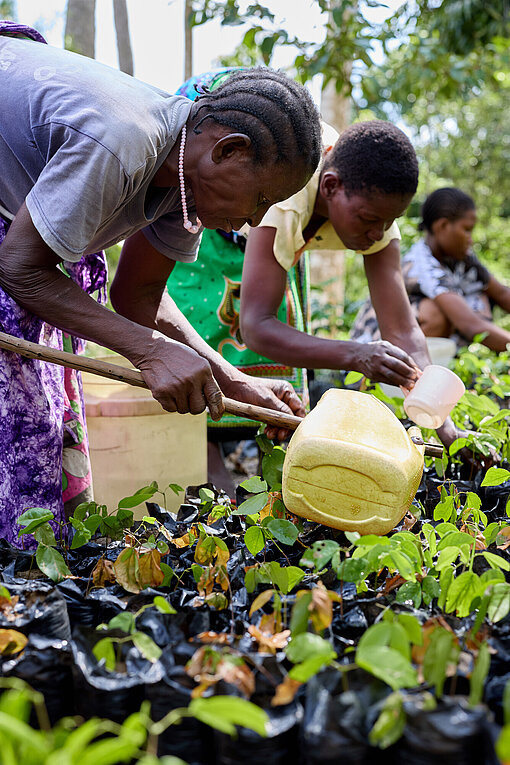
324,120,419,198
189,67,321,175
419,188,475,232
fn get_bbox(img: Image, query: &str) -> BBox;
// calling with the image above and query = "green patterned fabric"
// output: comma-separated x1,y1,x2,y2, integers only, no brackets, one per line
169,229,310,428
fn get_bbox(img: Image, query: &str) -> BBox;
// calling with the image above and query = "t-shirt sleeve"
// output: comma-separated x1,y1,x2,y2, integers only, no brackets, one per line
26,123,128,262
359,221,401,254
142,213,201,262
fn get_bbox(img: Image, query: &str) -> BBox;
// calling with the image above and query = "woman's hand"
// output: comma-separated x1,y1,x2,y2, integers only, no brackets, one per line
351,340,421,388
220,370,306,441
135,332,225,419
436,418,500,471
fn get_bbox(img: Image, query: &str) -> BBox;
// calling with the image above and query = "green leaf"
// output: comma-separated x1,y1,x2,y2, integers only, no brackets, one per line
356,645,417,691
93,637,116,672
437,531,477,550
35,545,71,582
436,546,461,571
344,370,364,385
261,447,285,489
168,483,183,495
480,551,510,572
422,575,441,605
438,566,454,611
267,519,299,546
334,556,368,583
481,467,510,487
289,653,333,682
17,507,54,527
232,492,269,516
445,571,483,617
132,631,162,662
395,581,422,609
107,611,135,633
487,582,510,622
268,562,305,594
33,522,58,547
244,526,266,555
423,628,457,697
289,592,313,636
118,483,158,509
469,641,491,707
189,696,268,737
286,632,337,664
160,562,174,587
240,476,268,493
300,540,339,570
153,595,176,614
369,691,406,749
396,613,423,646
84,514,103,534
199,487,215,504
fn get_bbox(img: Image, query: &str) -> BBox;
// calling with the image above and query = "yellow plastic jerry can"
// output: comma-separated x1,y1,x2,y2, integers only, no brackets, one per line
281,388,425,535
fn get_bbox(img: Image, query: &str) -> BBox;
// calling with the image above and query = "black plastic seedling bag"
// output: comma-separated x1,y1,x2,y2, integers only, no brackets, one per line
56,579,125,629
301,669,393,765
0,580,71,641
70,626,162,723
213,696,303,765
145,663,215,764
394,696,500,765
2,634,74,724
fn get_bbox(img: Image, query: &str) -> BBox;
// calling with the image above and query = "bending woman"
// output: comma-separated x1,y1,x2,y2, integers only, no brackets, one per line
0,22,321,541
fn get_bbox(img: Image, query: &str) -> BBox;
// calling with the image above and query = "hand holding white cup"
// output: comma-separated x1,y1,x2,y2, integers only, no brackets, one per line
401,364,465,429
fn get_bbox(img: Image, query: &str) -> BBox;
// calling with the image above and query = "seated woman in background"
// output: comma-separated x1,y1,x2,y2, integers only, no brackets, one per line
351,187,510,351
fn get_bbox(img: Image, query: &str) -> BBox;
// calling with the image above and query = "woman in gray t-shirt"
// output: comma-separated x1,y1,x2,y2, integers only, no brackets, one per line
0,21,322,541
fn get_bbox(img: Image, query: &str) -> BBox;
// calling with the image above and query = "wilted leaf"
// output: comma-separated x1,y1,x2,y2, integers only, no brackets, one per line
114,547,141,594
0,628,27,655
196,631,231,645
92,558,116,587
138,549,164,589
248,625,290,654
308,582,333,633
271,676,302,706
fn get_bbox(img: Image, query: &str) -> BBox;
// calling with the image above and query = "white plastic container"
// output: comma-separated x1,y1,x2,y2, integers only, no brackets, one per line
403,364,465,429
379,336,458,400
82,356,207,516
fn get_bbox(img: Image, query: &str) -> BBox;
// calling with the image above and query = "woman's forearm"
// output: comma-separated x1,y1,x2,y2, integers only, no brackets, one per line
241,313,361,371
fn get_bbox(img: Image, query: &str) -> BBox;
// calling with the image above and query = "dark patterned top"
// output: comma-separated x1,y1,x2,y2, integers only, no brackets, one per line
350,239,491,343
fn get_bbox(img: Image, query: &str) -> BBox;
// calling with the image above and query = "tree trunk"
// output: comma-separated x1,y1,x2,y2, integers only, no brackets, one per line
113,0,133,75
64,0,96,58
309,37,352,335
184,0,193,80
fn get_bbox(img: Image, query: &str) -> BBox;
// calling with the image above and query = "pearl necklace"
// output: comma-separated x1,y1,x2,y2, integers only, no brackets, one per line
179,124,202,234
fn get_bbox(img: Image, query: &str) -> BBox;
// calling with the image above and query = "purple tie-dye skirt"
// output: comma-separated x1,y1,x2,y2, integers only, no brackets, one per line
0,21,108,545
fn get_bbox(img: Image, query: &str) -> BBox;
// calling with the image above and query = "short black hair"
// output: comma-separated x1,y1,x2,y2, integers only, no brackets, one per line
419,187,475,232
324,120,419,197
190,67,321,176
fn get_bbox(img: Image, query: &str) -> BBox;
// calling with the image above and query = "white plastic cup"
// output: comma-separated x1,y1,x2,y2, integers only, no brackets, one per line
403,364,465,429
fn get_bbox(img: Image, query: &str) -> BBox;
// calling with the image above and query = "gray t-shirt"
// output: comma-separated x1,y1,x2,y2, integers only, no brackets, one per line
0,36,200,263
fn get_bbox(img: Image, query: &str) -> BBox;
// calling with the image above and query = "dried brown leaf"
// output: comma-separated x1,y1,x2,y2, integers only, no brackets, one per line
271,676,301,707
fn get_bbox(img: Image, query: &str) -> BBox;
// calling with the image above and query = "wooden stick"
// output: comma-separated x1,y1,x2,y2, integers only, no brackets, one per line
0,331,443,456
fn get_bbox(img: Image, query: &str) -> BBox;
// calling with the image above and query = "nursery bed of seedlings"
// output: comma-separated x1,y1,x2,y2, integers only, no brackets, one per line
0,342,509,765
